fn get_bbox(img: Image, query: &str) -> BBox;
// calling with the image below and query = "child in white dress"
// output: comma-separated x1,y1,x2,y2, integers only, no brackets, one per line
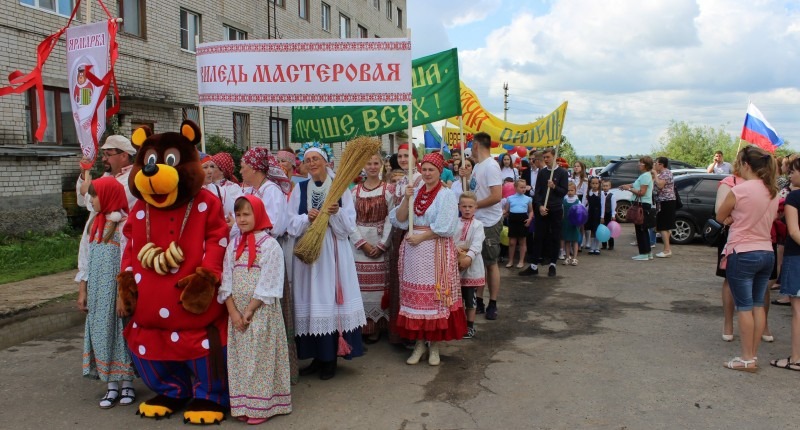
219,195,292,425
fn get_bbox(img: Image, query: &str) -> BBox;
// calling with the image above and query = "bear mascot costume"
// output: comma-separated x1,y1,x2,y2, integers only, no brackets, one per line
117,120,230,424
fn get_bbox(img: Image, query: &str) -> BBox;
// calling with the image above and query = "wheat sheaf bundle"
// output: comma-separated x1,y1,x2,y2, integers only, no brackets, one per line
294,136,382,264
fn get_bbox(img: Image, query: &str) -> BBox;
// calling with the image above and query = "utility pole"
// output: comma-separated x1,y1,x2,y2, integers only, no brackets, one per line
503,82,509,121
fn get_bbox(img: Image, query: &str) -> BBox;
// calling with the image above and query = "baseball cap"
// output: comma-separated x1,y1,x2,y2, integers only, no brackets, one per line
101,135,137,156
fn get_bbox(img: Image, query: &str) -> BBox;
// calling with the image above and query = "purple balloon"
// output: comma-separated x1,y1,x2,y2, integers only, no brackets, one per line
568,204,588,226
608,220,622,238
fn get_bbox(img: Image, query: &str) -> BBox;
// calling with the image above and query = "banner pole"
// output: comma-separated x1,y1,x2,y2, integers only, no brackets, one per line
195,34,206,153
406,30,414,232
543,140,561,208
459,115,466,192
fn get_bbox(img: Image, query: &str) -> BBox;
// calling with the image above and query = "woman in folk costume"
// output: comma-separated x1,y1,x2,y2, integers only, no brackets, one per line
219,195,291,425
202,152,242,224
288,143,366,380
79,177,137,408
239,147,299,383
390,152,465,366
350,152,394,343
387,143,421,345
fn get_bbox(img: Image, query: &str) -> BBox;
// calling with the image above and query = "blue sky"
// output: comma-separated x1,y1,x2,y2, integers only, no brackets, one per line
407,0,800,156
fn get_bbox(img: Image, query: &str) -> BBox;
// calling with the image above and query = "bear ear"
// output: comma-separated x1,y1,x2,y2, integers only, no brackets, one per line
180,120,202,145
131,126,152,148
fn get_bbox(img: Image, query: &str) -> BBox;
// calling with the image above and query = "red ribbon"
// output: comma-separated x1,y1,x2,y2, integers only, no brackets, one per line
0,0,120,170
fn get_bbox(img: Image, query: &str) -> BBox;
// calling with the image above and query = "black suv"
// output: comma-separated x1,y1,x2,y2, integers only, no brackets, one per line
670,173,729,245
599,158,695,188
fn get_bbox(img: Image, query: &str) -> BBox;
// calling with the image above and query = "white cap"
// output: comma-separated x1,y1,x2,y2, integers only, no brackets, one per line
101,135,137,156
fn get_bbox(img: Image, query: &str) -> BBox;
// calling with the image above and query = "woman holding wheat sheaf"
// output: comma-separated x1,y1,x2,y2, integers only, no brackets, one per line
288,143,366,381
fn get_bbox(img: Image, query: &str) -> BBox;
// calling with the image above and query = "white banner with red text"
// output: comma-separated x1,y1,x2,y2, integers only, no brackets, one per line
66,21,109,163
196,38,412,107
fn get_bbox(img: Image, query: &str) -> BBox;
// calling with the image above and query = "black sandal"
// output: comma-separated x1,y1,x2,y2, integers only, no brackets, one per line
770,357,800,371
99,388,120,409
119,387,136,406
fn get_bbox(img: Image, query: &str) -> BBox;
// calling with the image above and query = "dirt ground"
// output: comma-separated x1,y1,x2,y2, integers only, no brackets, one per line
1,225,798,429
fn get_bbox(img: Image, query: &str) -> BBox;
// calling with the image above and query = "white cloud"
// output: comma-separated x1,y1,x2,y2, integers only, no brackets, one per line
410,0,800,156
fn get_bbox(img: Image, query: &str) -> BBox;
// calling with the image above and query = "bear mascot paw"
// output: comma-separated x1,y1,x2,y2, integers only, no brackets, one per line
176,267,220,315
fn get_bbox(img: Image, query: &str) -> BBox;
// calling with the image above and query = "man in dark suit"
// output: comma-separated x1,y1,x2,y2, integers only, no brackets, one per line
519,147,569,277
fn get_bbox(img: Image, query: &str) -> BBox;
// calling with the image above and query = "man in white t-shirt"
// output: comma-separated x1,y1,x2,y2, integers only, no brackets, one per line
463,132,503,320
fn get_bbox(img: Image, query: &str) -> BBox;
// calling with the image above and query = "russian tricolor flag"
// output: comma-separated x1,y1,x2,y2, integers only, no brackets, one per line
741,103,784,153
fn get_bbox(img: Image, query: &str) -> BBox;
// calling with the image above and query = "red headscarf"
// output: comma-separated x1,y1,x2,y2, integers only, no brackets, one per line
398,143,418,159
234,195,273,270
421,152,446,173
89,177,129,243
211,152,239,184
242,147,292,195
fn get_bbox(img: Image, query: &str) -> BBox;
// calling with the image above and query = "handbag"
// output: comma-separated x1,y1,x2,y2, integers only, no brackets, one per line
703,218,728,247
626,196,644,225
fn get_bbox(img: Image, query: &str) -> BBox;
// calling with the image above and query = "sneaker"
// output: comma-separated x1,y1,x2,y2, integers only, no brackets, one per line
655,251,672,258
631,254,650,261
485,304,498,320
464,327,476,339
548,265,557,277
476,298,485,314
558,250,566,260
518,266,538,276
571,258,578,266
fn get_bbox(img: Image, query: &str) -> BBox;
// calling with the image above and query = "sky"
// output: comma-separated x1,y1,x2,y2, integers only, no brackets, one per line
407,0,800,156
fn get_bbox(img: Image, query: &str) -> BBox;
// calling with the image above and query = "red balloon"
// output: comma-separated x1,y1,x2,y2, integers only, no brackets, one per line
490,140,500,148
515,146,528,157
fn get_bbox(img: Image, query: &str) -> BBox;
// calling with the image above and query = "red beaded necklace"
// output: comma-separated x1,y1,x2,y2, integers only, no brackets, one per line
414,181,443,216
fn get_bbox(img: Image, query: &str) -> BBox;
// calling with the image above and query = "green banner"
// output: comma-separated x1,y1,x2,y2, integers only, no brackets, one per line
291,48,461,143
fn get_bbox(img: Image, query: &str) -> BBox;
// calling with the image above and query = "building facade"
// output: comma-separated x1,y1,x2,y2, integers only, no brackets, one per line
0,0,407,234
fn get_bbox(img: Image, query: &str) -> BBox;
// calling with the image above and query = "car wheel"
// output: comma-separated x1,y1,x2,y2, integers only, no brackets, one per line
670,217,695,245
616,200,631,223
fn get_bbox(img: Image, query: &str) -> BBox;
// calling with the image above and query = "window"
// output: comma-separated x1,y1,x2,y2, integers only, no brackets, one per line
372,0,380,10
233,113,250,149
25,87,78,145
357,25,367,38
131,120,155,133
19,0,74,17
180,9,200,52
386,0,392,20
270,117,288,150
224,25,246,40
298,0,309,20
182,106,199,123
321,2,330,32
339,14,350,38
271,0,285,6
396,7,402,28
118,0,145,37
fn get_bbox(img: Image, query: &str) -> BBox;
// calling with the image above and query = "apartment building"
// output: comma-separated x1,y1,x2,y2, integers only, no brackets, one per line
0,0,407,235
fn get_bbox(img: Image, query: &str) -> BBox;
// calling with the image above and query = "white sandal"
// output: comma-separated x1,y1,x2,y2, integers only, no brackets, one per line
99,388,119,409
119,387,136,406
723,357,758,373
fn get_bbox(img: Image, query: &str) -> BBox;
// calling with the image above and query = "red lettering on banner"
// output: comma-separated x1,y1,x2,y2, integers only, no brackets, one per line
332,64,344,82
345,64,358,82
300,64,313,82
286,65,299,83
272,65,286,82
372,64,385,81
317,64,330,82
253,65,268,82
67,33,106,52
461,90,489,131
360,64,372,81
387,64,399,81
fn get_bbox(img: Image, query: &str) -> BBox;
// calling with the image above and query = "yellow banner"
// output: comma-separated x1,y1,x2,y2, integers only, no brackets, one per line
447,82,568,148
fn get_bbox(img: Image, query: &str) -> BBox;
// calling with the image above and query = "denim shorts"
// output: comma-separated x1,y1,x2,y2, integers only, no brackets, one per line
726,250,774,311
779,254,800,297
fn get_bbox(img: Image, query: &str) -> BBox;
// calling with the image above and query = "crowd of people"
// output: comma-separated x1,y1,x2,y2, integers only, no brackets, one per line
72,130,799,422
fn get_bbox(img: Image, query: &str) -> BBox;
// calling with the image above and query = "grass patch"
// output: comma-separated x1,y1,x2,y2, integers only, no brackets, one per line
0,229,81,285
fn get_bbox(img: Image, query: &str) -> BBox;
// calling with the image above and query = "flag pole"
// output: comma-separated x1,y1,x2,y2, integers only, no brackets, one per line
195,34,206,153
406,30,414,232
459,116,466,192
543,139,561,208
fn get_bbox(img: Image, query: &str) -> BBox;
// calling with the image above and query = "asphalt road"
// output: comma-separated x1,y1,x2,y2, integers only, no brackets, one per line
1,228,798,429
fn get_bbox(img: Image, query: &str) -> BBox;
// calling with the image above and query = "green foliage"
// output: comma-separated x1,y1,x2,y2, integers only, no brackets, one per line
653,120,794,167
558,136,578,165
204,133,244,182
575,155,608,168
0,229,81,284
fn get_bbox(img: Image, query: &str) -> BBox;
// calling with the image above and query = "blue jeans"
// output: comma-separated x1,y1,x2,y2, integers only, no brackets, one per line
649,228,656,247
726,250,774,311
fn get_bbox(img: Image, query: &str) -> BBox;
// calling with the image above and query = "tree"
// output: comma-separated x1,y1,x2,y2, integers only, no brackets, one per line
558,136,577,165
653,121,736,167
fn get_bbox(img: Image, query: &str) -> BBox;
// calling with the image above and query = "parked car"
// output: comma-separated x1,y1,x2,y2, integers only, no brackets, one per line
599,158,695,188
669,173,729,245
672,168,708,177
587,167,604,177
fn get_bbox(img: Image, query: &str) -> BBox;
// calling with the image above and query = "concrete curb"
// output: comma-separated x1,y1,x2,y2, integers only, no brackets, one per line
0,298,85,350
